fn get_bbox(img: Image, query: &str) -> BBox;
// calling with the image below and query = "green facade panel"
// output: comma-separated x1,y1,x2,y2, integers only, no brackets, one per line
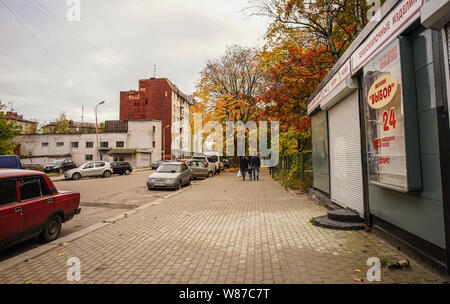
311,111,330,194
366,26,446,249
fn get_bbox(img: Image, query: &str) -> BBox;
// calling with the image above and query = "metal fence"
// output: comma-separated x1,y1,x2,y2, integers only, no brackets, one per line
274,151,312,179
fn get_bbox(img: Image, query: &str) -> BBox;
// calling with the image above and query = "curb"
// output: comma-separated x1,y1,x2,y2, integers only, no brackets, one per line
0,176,212,273
50,168,153,183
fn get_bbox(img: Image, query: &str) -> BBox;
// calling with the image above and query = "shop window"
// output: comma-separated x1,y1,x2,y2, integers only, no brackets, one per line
363,38,421,192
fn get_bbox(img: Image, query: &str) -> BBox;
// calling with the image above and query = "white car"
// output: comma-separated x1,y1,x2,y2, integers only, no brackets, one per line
65,161,113,180
191,156,217,174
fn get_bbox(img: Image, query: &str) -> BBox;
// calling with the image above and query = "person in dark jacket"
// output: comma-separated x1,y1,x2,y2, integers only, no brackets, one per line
250,154,261,181
239,156,248,181
247,156,253,180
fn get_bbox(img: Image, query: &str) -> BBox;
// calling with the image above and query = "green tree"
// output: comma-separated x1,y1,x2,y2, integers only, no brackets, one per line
0,101,20,155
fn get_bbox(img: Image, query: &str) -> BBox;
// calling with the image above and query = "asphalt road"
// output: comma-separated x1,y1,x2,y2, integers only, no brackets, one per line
0,169,204,262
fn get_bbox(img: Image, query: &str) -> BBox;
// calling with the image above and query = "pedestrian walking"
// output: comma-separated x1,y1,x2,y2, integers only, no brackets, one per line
239,156,248,181
269,165,275,176
247,156,253,180
251,154,261,181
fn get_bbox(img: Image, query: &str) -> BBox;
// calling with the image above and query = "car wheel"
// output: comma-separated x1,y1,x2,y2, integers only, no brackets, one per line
40,215,62,243
176,181,182,190
103,170,112,178
208,172,213,178
125,169,131,175
72,173,81,180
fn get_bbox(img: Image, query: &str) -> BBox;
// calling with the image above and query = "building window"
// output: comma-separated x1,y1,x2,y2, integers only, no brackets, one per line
71,142,79,148
86,142,94,148
56,142,64,147
41,142,49,147
145,98,148,105
85,155,93,161
100,141,109,148
153,126,156,133
116,141,124,148
153,141,156,148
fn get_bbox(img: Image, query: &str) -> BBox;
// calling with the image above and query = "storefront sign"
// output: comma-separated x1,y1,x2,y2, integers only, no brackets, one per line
307,60,351,114
352,0,423,73
363,39,409,192
368,74,398,109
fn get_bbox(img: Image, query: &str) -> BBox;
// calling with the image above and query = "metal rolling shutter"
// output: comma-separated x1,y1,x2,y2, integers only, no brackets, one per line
328,91,364,216
447,24,450,71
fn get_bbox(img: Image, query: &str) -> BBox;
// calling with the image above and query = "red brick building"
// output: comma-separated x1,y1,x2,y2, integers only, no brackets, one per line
120,78,193,159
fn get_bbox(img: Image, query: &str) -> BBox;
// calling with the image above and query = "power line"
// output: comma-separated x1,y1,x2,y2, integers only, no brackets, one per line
0,0,67,72
28,0,139,76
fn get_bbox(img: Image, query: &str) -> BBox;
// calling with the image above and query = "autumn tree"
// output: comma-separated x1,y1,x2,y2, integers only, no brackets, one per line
194,45,268,156
43,112,70,134
195,45,266,123
0,101,20,155
249,0,382,63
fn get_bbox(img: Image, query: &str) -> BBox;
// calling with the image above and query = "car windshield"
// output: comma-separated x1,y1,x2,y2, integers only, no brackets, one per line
49,160,63,165
157,164,181,173
207,156,218,163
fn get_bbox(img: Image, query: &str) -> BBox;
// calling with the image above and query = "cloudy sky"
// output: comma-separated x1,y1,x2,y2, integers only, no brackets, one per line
0,0,270,125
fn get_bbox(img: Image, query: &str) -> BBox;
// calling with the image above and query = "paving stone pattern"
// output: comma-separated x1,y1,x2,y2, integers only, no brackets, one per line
0,170,443,284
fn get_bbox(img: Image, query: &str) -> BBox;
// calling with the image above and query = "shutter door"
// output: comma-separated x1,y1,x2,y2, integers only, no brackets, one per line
328,91,364,217
447,23,450,72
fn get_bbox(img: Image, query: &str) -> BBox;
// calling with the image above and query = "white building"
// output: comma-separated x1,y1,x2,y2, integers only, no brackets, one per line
14,120,162,169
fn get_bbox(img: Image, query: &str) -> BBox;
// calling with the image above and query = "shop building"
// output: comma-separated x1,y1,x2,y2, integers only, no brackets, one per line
308,0,450,274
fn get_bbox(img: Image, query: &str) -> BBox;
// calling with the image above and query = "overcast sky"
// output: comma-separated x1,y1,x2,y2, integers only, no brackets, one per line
0,0,269,125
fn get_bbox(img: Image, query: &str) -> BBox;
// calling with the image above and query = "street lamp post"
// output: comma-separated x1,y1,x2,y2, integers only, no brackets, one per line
162,124,170,161
95,100,106,161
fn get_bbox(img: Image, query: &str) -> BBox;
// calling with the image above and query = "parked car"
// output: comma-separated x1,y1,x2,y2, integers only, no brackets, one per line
0,155,24,169
111,161,133,175
43,159,77,174
64,161,113,180
191,156,217,174
147,162,192,190
151,160,163,170
223,158,231,169
0,169,81,250
186,160,214,179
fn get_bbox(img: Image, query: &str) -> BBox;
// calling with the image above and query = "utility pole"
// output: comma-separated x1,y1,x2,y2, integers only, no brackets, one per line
95,100,106,161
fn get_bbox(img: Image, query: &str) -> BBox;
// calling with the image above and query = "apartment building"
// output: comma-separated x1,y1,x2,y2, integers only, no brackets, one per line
120,77,193,159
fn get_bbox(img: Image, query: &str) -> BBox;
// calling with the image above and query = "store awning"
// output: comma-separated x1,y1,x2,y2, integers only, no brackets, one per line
108,149,137,154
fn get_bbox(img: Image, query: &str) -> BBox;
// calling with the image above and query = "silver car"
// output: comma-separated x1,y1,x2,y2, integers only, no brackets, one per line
65,161,113,180
147,162,192,190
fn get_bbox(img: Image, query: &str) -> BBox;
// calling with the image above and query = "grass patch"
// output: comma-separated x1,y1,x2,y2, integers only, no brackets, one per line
274,170,313,192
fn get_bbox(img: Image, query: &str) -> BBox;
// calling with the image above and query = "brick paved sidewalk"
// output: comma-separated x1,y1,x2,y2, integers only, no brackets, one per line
0,169,444,284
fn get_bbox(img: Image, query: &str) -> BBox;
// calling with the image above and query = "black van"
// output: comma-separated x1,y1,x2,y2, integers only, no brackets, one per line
0,155,24,169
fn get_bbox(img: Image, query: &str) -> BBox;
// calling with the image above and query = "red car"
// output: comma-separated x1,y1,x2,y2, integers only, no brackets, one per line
0,169,81,250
